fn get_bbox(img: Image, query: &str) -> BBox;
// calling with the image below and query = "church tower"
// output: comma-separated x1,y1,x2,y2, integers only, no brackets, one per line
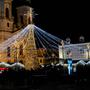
0,0,13,32
16,0,32,28
17,6,33,28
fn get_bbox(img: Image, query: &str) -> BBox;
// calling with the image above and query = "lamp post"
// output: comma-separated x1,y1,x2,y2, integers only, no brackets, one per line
87,44,90,60
61,40,65,59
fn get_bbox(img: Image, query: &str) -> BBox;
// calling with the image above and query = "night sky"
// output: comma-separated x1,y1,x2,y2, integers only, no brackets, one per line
32,0,90,43
13,0,90,43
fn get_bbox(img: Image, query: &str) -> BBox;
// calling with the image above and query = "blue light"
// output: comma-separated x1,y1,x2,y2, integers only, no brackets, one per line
67,59,72,75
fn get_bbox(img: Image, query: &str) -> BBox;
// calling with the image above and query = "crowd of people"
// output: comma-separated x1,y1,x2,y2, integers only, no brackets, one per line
0,62,90,89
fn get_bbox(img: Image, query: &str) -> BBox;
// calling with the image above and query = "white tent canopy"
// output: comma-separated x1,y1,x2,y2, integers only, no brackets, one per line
0,62,11,67
76,60,86,65
0,62,25,68
10,62,25,68
86,61,90,65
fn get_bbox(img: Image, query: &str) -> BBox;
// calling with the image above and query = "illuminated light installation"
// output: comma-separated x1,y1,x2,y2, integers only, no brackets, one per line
67,58,72,75
0,25,65,51
0,24,66,70
67,50,73,75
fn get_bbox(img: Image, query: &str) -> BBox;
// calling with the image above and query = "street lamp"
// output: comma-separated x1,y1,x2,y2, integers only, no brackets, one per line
61,40,65,59
87,44,90,60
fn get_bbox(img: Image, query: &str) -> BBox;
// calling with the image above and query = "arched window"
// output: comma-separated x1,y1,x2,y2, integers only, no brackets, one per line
19,45,23,55
6,8,9,19
7,47,10,57
7,23,9,27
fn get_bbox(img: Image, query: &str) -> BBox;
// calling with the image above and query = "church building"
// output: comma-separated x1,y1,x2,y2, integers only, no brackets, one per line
0,0,33,43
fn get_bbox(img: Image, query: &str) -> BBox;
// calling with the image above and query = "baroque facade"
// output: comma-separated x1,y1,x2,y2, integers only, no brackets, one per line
0,0,13,32
0,0,56,70
0,0,33,43
0,0,38,70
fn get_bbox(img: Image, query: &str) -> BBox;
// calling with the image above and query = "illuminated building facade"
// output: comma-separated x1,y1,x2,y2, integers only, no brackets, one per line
0,0,32,43
0,0,13,32
59,43,90,60
0,0,38,70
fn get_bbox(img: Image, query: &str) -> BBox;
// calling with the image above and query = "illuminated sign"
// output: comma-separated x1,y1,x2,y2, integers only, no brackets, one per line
0,68,9,71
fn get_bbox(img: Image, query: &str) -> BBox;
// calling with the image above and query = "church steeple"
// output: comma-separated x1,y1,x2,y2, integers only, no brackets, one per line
0,0,13,32
0,0,4,17
4,0,12,20
16,0,33,27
